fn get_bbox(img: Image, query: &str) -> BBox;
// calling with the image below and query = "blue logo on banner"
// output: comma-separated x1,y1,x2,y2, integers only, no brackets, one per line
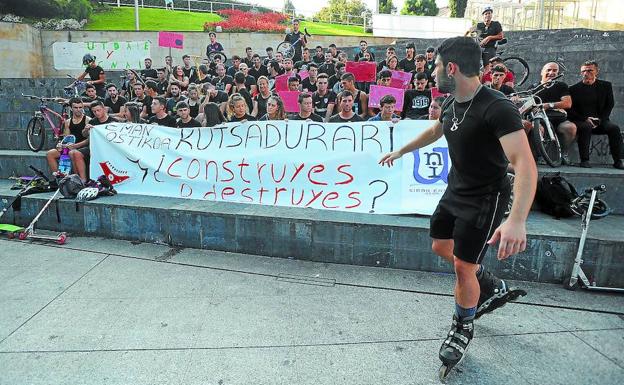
412,147,449,184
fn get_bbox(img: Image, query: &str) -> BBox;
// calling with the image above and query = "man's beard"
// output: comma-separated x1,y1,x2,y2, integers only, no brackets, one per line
437,68,456,94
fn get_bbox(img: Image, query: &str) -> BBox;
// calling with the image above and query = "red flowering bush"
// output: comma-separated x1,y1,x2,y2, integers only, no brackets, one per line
203,10,289,33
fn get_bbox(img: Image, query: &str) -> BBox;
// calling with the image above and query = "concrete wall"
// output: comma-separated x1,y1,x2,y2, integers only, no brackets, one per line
0,22,43,78
39,30,395,77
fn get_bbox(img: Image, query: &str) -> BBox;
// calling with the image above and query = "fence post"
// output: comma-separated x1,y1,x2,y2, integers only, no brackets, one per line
210,2,213,13
188,0,190,12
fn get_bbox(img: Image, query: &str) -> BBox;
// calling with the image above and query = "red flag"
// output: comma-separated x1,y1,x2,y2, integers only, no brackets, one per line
278,91,300,113
345,61,377,82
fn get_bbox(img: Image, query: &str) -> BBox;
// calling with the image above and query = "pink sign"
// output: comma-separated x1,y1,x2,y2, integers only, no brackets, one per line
430,87,450,100
274,74,290,92
389,70,412,89
298,70,309,80
345,61,376,82
368,85,405,111
278,91,300,113
158,31,184,49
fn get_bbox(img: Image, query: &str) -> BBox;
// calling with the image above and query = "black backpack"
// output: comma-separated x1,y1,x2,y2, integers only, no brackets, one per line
535,173,578,218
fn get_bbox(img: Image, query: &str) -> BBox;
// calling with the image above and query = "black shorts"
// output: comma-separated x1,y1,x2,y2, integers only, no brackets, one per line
545,110,568,129
430,186,510,265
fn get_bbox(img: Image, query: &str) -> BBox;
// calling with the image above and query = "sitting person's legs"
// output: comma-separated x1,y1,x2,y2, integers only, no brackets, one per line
69,147,90,181
46,148,61,174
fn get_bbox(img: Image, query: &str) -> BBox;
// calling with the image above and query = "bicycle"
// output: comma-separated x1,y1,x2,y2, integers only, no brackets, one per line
276,28,311,60
21,94,69,152
509,74,564,167
468,31,530,87
64,74,87,98
570,185,611,219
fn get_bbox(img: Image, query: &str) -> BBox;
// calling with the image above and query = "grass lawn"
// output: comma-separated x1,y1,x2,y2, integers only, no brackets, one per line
86,6,371,36
86,7,221,31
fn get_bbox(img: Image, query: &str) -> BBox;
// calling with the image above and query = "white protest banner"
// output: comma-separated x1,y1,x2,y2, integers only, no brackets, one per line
52,41,151,71
396,122,450,215
90,121,411,214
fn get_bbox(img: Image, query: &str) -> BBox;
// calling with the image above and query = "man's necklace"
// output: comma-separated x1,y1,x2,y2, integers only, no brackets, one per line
451,85,482,131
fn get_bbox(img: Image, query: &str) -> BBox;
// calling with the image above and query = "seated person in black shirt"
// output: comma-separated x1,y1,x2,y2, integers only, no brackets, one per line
294,48,313,72
155,68,169,96
149,97,177,127
328,90,364,122
77,54,106,97
259,95,287,121
319,53,337,78
289,93,324,122
81,84,104,116
227,93,256,122
328,43,341,59
403,72,432,120
212,63,233,94
69,100,116,182
488,65,515,96
354,40,375,62
104,83,127,118
133,83,153,120
399,43,417,73
249,54,269,80
47,97,90,177
312,74,337,122
301,63,318,93
141,58,158,81
176,101,202,128
472,6,504,66
376,46,396,72
312,45,325,64
123,101,146,123
237,63,258,95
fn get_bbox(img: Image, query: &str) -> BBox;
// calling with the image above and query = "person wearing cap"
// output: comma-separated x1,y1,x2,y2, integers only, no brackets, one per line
399,43,417,73
284,19,307,63
206,32,224,58
470,6,504,67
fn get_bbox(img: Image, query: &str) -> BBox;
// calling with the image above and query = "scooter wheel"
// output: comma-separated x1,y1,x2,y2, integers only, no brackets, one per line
563,277,579,291
18,232,27,240
57,233,67,245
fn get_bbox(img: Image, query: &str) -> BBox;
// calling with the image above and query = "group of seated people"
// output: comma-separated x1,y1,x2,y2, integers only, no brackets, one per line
46,38,623,185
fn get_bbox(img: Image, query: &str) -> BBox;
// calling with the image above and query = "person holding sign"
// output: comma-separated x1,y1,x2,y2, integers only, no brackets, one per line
328,91,363,123
379,36,536,378
289,93,324,122
368,95,400,122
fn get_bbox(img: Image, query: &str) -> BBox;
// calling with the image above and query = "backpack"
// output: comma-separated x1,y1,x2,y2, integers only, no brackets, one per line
58,174,85,198
535,173,578,218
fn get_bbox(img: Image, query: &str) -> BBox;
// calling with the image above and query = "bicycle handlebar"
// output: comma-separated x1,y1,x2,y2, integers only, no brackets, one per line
509,74,564,98
586,185,606,193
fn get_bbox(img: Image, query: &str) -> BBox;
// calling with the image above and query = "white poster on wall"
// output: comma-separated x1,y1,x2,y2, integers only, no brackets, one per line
89,121,450,215
52,41,151,70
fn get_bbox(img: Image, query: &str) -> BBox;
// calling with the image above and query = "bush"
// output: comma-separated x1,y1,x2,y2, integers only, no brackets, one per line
33,17,87,30
61,0,93,21
1,0,62,18
204,9,289,33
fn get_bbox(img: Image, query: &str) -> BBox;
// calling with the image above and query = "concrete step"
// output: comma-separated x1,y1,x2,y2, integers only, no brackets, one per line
1,149,621,212
0,129,58,151
1,178,622,287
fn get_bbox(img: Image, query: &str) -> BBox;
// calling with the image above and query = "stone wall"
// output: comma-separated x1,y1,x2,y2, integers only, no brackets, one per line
0,22,43,78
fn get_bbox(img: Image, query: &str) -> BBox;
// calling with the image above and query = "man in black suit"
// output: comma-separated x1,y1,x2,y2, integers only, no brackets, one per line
568,60,623,169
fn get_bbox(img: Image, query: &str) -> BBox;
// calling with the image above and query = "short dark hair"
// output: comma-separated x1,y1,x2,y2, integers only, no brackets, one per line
415,54,426,61
436,36,481,77
209,32,216,37
133,82,144,89
378,70,392,79
157,68,166,73
308,63,318,69
231,55,241,61
360,40,367,44
105,83,117,90
387,47,396,52
583,60,599,68
288,76,299,84
379,94,396,106
69,97,82,106
317,73,329,80
234,71,246,84
182,54,190,60
341,72,355,82
492,65,507,73
341,90,354,100
154,96,167,106
415,72,428,81
176,101,190,110
426,47,436,53
298,92,312,104
252,53,260,59
85,84,95,91
91,100,105,109
329,43,337,48
145,80,158,92
246,47,252,51
266,47,273,52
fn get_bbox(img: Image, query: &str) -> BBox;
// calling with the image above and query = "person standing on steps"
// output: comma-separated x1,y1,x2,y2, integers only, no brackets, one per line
379,36,536,379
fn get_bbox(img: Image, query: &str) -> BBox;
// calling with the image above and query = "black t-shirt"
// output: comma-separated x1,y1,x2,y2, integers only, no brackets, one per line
312,91,337,116
149,114,177,127
288,113,324,122
141,68,158,80
104,96,128,114
177,118,202,128
328,113,363,123
301,78,318,93
496,84,515,96
477,21,503,48
204,90,229,105
284,31,305,60
244,75,256,89
328,73,340,89
294,60,312,72
212,75,233,92
157,80,168,96
439,86,523,195
318,63,336,78
237,88,254,113
312,54,325,65
134,95,153,118
85,65,105,89
183,67,199,84
253,93,272,118
229,114,256,122
403,89,432,119
68,115,88,143
399,57,416,73
533,81,569,104
249,65,269,80
351,90,364,116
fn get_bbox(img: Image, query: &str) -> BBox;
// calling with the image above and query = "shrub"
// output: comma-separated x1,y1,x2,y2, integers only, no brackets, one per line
34,18,87,30
203,9,289,33
61,0,93,21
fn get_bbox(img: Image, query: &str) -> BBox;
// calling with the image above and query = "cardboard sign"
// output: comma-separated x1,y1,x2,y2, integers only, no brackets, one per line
345,61,377,82
278,91,300,113
158,31,184,49
430,87,450,100
368,85,405,111
298,70,309,80
389,70,412,89
274,74,290,92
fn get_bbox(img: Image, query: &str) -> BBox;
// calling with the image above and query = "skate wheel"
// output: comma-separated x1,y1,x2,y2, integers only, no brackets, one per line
56,233,67,245
439,364,451,382
563,277,579,291
18,232,27,240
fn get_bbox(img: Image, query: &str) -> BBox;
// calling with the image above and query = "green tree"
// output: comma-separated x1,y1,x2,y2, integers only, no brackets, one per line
379,0,396,14
401,0,439,16
449,0,468,18
315,0,371,25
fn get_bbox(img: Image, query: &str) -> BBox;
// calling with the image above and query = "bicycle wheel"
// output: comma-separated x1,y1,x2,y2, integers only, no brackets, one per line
531,117,562,167
25,117,46,152
503,56,530,87
276,41,295,59
570,197,611,219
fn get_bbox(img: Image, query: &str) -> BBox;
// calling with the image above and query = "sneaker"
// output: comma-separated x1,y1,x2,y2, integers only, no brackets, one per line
561,154,571,166
579,160,592,168
614,160,624,170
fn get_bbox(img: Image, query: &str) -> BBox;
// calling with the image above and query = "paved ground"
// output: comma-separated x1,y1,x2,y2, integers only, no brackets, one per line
0,236,623,385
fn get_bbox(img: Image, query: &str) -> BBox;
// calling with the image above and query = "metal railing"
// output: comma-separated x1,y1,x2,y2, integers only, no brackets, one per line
101,0,369,28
